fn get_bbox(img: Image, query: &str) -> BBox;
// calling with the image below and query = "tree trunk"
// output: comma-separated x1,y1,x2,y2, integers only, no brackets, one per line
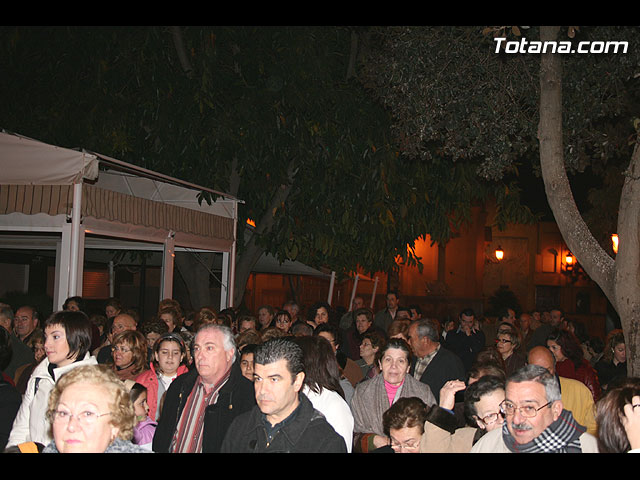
232,161,297,307
538,25,640,376
614,141,640,376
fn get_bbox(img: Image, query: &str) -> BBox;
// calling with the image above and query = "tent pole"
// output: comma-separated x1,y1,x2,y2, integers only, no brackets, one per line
327,271,336,305
68,183,83,297
370,276,379,310
348,274,359,311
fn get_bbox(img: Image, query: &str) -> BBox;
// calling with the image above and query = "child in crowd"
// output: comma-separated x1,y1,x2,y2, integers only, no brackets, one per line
135,332,189,421
128,382,156,450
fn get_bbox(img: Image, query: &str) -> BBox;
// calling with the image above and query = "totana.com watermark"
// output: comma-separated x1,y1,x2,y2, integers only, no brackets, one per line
494,37,628,54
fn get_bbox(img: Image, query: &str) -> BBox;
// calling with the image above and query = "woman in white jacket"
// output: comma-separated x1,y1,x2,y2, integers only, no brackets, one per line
7,310,97,448
294,335,354,452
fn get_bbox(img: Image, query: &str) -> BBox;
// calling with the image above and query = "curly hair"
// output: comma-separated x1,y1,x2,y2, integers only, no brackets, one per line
546,328,584,369
47,364,135,441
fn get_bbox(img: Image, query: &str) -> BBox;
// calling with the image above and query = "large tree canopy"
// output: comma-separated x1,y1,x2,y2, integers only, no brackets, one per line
0,26,536,307
359,25,640,374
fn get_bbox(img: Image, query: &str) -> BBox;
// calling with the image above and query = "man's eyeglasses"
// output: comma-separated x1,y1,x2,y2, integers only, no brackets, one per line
500,400,552,418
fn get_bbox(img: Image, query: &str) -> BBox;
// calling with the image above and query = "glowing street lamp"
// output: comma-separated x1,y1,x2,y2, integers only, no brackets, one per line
495,246,504,261
611,233,619,254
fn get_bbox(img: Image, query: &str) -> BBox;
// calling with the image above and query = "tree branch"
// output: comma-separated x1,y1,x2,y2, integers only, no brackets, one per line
170,26,194,78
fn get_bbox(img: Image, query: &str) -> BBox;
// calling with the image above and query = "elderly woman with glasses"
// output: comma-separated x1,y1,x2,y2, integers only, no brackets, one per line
43,364,150,453
420,375,506,453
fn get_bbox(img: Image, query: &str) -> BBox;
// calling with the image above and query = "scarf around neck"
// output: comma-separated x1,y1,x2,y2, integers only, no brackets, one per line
503,408,586,453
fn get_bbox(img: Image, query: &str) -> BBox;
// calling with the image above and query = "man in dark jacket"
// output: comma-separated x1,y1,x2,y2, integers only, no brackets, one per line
152,324,256,453
408,318,466,404
220,337,347,453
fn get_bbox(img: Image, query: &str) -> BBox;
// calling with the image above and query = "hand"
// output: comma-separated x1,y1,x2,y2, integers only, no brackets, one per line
622,395,640,451
439,380,466,410
373,434,390,449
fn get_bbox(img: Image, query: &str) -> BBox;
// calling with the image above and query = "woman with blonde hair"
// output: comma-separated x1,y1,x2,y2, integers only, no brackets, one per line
43,364,149,453
110,330,148,381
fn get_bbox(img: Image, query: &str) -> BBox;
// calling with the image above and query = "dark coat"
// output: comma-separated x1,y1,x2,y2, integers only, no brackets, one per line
220,393,347,453
443,328,486,373
410,345,466,403
152,359,256,453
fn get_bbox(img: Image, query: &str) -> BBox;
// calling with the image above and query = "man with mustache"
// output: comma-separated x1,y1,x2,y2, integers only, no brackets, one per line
470,364,598,453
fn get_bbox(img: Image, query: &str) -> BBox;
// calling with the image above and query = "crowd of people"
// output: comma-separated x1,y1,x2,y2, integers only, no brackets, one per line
0,291,638,454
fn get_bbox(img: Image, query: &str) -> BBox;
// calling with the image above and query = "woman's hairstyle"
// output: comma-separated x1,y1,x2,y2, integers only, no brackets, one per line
47,364,136,441
236,328,262,350
378,337,412,366
111,330,148,374
387,318,411,339
496,328,520,351
158,305,182,330
152,332,187,370
464,375,505,425
128,382,147,406
44,310,93,363
603,329,626,363
306,301,332,325
63,296,85,312
382,397,428,436
141,319,169,337
596,378,640,453
547,328,584,368
104,297,122,312
194,306,218,331
293,335,345,399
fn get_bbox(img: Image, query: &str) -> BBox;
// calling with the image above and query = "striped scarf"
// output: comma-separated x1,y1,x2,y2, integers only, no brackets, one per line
170,369,231,453
503,409,586,453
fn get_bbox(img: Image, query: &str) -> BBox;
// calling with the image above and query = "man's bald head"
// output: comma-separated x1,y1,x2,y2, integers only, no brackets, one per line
527,346,556,375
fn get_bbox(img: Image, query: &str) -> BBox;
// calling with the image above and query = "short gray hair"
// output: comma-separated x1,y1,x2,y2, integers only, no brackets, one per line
507,364,561,403
412,318,440,343
195,323,237,363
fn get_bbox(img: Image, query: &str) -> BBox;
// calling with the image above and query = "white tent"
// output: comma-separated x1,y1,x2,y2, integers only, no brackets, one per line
0,131,240,310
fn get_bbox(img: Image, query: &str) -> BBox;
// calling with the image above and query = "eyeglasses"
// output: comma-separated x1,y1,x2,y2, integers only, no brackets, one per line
111,346,131,353
49,410,112,426
475,411,505,425
275,318,291,324
390,439,420,452
495,338,512,344
500,400,552,418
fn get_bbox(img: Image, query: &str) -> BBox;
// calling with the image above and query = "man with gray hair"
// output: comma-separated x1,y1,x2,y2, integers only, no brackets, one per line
221,337,347,452
471,364,599,453
407,318,465,403
153,323,256,453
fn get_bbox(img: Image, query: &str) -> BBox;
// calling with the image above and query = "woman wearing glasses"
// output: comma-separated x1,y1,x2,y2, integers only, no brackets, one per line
495,330,526,377
420,375,506,453
7,310,98,449
110,330,148,382
43,364,149,453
